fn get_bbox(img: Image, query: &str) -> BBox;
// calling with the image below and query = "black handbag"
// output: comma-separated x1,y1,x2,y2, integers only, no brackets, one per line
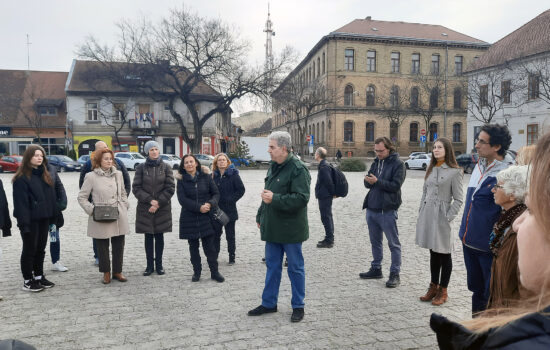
92,173,119,222
212,207,230,226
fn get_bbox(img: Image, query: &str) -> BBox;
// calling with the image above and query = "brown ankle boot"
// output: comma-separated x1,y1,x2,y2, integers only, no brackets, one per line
432,287,448,306
102,272,111,284
420,282,439,301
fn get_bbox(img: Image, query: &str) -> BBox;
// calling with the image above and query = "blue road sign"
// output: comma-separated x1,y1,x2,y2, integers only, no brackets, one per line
433,133,438,141
420,135,426,143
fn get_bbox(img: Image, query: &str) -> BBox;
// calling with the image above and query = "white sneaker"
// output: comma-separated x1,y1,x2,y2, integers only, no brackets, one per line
52,262,68,272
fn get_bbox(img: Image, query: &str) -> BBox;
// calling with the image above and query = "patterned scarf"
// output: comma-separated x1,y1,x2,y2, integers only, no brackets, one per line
489,203,526,256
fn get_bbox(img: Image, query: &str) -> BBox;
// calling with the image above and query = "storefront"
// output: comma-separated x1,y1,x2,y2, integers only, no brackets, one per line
74,135,113,157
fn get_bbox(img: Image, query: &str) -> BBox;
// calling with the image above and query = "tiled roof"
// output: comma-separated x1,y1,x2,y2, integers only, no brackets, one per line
466,10,550,72
66,60,221,98
331,17,487,45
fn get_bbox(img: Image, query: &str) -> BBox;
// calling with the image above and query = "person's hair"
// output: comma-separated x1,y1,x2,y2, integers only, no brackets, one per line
92,149,115,169
179,154,201,174
496,165,529,203
425,138,460,179
94,140,107,150
516,145,536,166
12,145,53,186
315,147,327,159
480,124,512,156
374,137,395,153
463,132,550,332
268,131,291,152
212,153,231,172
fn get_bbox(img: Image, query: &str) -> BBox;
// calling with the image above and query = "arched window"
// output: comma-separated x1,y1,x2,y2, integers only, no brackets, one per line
429,123,438,142
312,62,315,79
344,121,353,142
410,122,419,142
410,87,419,109
321,121,325,142
344,85,354,106
390,122,399,143
453,123,461,142
317,57,320,77
365,122,375,142
316,123,320,143
366,85,375,106
390,86,399,108
430,88,439,109
454,88,462,109
322,52,326,75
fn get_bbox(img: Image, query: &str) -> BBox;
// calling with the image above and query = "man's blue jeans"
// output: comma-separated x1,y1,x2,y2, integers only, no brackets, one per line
49,229,60,264
366,209,401,273
262,242,305,309
463,244,493,314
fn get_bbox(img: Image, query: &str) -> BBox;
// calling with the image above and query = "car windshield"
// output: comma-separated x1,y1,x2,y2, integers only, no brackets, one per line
132,153,145,159
58,156,74,162
171,155,181,160
13,156,22,162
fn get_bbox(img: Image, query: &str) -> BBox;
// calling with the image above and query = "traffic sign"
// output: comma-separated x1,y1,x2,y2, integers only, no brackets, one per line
306,135,311,142
420,135,426,143
433,133,438,141
420,129,426,136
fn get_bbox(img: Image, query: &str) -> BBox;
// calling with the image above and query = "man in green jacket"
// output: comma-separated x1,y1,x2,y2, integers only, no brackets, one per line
248,131,311,323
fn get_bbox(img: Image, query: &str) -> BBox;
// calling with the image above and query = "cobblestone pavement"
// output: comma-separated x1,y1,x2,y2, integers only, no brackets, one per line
0,167,473,349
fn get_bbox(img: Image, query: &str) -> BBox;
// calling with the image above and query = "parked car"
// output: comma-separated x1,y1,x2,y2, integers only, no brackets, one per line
456,153,479,174
408,152,427,160
47,155,82,172
115,152,146,170
193,154,214,168
77,155,90,165
0,155,23,172
160,154,181,170
405,153,431,170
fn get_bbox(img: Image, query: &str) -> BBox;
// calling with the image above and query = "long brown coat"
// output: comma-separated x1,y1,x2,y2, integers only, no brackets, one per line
77,166,129,239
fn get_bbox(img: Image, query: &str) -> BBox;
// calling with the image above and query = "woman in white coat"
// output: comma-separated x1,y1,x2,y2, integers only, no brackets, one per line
78,148,129,284
416,137,463,306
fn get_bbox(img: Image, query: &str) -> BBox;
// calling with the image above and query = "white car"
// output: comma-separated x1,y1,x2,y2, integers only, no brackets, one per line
405,154,431,170
160,154,181,170
194,154,214,168
115,152,146,170
408,152,427,159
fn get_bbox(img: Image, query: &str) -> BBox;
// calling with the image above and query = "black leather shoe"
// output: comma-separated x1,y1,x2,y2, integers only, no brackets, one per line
228,256,235,265
291,308,304,322
143,268,154,276
386,272,400,288
316,240,334,248
211,271,225,283
156,268,165,275
191,273,200,282
359,268,383,279
248,305,277,316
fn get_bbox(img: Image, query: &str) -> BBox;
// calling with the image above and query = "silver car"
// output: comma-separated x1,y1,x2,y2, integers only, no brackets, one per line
160,154,181,170
193,154,214,168
115,152,146,170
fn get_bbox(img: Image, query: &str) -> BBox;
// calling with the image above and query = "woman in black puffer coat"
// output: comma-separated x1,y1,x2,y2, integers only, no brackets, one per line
12,145,64,292
212,153,245,264
176,154,224,283
132,141,175,276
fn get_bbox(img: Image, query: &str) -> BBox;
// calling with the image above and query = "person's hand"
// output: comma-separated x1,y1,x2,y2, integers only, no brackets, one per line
200,204,211,213
148,206,158,214
257,222,260,228
365,173,378,184
261,190,273,204
150,200,159,208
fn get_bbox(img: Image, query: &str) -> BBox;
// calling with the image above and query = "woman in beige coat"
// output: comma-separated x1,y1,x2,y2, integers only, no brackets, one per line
78,148,129,284
416,137,463,306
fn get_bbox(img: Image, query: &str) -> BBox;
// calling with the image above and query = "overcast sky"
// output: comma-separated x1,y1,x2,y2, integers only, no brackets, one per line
1,1,548,114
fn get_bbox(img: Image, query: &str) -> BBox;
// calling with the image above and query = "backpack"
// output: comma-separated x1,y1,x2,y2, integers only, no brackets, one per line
329,164,348,198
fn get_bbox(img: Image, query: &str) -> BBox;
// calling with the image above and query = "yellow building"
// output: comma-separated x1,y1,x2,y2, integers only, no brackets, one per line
272,17,490,156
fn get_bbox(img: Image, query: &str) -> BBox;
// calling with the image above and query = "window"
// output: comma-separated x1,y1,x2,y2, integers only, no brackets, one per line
345,49,354,71
39,107,57,116
391,52,400,73
86,102,98,121
365,122,375,142
321,121,325,142
366,85,375,106
113,103,125,121
390,86,399,108
474,126,482,142
367,50,376,72
344,85,354,106
528,75,539,100
480,85,489,107
453,88,462,109
322,52,325,75
390,122,398,143
410,87,419,108
344,121,353,142
163,105,176,122
409,122,418,142
527,124,538,145
411,53,420,74
453,123,461,142
501,80,511,104
429,123,438,142
313,62,316,79
430,88,439,109
431,54,440,75
455,56,463,76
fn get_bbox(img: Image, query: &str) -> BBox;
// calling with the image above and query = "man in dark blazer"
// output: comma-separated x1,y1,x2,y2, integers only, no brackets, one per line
315,147,335,248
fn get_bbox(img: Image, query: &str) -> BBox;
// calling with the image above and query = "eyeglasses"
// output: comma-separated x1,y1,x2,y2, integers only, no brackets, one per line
374,149,386,153
475,138,490,145
493,184,504,190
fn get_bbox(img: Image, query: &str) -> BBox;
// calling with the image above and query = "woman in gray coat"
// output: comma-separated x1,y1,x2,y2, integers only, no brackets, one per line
132,141,175,276
416,137,463,306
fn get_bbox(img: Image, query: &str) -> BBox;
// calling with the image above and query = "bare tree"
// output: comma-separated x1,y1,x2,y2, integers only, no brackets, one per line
376,80,411,147
78,6,295,153
274,77,338,154
98,99,132,151
517,55,550,105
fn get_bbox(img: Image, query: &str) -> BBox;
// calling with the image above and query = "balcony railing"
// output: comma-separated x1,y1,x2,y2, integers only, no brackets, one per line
129,119,160,130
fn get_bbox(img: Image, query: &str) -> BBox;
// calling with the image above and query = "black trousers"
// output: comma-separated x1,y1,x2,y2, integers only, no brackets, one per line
430,249,453,288
20,219,50,280
94,235,125,273
145,233,165,269
214,220,236,259
319,197,334,242
188,234,218,275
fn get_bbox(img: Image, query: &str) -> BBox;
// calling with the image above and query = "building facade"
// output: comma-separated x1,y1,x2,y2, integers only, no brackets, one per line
272,17,489,156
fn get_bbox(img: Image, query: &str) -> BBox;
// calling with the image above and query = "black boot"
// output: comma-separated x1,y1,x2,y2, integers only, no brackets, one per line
211,271,225,283
228,254,235,265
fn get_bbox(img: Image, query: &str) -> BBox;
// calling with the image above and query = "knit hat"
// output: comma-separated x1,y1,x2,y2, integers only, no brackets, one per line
144,140,160,155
